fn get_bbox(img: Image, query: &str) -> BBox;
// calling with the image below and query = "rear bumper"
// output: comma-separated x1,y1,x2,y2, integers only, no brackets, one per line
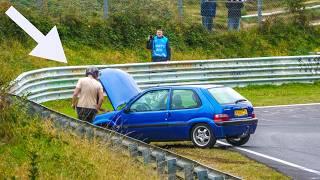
215,118,258,126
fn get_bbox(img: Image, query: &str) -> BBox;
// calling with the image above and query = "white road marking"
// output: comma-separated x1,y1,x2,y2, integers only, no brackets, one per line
217,141,320,176
256,103,320,109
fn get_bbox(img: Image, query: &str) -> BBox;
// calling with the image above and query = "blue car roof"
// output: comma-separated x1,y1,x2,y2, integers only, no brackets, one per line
147,85,224,90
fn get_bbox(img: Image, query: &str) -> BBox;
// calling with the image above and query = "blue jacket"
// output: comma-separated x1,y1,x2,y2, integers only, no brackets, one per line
147,36,171,62
201,1,217,17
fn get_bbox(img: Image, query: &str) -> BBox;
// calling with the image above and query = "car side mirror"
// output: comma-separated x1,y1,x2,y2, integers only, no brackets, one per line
123,106,130,114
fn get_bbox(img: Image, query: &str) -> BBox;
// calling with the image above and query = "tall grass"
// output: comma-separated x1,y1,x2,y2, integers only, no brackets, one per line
0,96,158,179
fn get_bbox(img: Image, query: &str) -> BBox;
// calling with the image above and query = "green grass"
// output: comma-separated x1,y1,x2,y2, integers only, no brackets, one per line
0,99,158,179
154,142,289,179
0,123,158,179
42,98,114,118
235,82,320,106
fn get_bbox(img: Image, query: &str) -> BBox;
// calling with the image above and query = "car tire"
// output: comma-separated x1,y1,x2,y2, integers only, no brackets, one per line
191,123,216,148
226,134,250,146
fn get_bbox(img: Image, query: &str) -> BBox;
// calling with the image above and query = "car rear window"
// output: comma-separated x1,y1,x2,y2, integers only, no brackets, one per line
208,87,246,104
171,89,201,110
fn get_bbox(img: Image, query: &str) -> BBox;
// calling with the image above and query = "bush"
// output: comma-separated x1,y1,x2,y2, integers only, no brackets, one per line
0,0,319,59
285,0,310,27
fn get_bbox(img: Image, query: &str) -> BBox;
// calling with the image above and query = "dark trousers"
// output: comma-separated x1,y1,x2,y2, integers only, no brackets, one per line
228,17,241,30
202,16,214,31
152,56,169,62
76,107,97,123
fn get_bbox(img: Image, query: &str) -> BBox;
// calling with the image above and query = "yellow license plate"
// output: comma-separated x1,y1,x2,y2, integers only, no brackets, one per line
234,109,248,117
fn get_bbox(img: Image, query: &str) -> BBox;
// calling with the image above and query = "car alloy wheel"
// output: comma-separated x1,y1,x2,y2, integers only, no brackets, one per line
191,123,216,148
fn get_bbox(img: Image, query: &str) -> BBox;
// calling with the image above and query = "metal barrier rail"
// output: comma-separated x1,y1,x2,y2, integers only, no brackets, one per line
9,95,240,180
10,55,320,103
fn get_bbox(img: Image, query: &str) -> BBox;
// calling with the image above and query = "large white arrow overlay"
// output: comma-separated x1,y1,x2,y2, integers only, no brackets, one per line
5,6,67,63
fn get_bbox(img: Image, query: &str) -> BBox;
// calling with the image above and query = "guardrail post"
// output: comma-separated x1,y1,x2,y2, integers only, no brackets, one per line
208,174,224,180
184,164,194,180
103,134,112,143
49,113,58,120
111,137,122,146
41,110,51,119
196,169,208,180
167,159,177,180
85,127,94,140
75,126,85,137
141,148,151,164
26,103,36,114
31,104,42,114
59,118,69,129
156,153,166,175
128,143,139,157
69,121,78,129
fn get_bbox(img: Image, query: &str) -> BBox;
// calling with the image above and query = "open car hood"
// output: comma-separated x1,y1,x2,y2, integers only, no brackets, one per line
99,68,141,110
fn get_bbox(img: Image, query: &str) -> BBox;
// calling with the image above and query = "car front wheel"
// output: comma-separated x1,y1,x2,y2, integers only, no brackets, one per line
191,123,216,148
226,134,250,146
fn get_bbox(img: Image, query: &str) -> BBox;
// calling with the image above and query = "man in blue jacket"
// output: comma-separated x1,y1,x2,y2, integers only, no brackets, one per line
146,29,171,62
201,0,217,31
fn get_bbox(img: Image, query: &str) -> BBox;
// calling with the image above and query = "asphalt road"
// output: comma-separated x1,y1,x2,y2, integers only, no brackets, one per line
220,104,320,180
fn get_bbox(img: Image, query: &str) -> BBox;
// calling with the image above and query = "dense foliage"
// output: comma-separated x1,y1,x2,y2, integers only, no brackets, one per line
1,1,319,56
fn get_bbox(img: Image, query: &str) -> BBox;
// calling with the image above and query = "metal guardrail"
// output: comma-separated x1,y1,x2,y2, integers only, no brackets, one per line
10,55,320,103
242,4,320,18
8,95,240,180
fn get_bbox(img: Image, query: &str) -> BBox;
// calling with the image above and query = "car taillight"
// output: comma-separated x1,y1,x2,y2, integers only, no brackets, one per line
214,114,229,122
251,113,256,118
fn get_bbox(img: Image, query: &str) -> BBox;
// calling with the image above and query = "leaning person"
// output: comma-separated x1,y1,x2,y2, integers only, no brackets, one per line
72,66,104,123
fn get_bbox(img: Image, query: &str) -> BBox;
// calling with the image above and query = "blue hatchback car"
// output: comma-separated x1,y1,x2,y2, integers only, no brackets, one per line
93,69,258,148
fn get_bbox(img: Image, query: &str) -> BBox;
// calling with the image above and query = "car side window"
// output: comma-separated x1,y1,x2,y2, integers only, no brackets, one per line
171,90,201,110
130,90,169,112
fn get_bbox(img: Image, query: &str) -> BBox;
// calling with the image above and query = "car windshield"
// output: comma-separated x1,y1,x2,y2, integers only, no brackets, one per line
208,87,246,104
116,92,142,111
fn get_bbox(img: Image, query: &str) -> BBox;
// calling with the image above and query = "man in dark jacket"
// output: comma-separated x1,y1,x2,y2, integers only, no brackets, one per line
226,0,244,30
201,0,217,31
146,29,171,62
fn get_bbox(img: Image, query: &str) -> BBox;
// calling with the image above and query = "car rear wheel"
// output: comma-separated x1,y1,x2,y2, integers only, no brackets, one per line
191,123,216,148
226,134,250,146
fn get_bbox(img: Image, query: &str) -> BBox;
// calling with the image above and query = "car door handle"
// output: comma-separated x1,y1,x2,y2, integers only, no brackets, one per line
165,112,171,120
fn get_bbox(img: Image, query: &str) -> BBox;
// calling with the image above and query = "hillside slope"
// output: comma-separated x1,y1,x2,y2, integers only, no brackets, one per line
0,1,320,84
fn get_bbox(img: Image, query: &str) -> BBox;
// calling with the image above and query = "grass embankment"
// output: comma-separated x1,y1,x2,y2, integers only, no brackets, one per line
0,96,158,179
1,1,320,83
42,82,320,179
